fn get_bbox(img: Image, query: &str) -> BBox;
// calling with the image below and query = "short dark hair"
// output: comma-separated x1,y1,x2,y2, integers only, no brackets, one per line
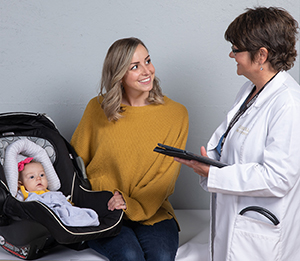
224,7,299,71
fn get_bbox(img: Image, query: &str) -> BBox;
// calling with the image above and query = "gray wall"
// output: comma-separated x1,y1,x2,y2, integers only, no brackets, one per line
1,0,299,209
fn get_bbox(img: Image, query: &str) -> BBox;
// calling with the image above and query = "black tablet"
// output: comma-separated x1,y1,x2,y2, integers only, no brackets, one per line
153,143,227,168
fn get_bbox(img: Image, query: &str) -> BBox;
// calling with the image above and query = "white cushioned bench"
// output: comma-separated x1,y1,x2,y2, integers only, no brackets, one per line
0,209,210,260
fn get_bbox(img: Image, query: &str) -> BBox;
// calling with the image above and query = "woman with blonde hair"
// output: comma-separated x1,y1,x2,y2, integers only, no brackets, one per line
71,37,189,260
99,37,164,121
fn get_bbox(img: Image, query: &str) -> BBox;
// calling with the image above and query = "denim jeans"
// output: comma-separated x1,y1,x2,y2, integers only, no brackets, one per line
88,218,179,261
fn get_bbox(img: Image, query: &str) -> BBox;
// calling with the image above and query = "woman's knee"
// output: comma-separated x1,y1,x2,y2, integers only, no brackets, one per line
146,249,177,261
122,248,145,261
88,238,145,261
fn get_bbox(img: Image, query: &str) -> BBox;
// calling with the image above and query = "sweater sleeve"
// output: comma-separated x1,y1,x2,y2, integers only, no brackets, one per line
121,107,189,223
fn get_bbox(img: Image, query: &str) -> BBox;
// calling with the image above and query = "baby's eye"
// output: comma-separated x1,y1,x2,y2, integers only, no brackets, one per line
29,175,35,179
40,173,45,178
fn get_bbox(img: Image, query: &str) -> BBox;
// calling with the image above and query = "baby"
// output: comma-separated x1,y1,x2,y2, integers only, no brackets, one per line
18,157,100,227
18,157,49,199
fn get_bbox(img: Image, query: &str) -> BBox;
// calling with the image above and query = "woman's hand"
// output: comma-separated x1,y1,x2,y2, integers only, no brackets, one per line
108,191,127,211
174,146,210,177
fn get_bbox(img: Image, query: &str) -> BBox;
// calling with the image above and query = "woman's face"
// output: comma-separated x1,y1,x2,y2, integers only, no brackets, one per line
229,46,257,79
122,44,155,101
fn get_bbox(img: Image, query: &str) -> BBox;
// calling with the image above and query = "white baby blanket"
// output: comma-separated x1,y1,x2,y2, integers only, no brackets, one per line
27,191,100,227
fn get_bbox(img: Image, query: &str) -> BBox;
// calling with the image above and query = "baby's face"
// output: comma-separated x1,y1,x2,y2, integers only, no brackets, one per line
19,162,48,192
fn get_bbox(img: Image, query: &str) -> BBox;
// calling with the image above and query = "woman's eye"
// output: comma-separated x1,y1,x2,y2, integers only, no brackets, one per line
130,65,138,70
146,58,151,64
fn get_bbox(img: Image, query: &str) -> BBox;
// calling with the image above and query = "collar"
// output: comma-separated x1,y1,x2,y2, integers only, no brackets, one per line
19,185,49,200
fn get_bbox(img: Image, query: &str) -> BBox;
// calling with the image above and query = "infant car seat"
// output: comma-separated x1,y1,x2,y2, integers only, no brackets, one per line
0,112,123,260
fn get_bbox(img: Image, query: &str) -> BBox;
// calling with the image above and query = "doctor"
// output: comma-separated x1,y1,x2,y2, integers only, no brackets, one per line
175,6,300,261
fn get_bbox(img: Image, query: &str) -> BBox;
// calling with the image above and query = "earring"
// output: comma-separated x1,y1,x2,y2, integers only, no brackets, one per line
260,65,263,71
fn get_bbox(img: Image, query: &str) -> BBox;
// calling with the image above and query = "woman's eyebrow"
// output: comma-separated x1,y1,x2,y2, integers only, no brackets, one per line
130,55,150,65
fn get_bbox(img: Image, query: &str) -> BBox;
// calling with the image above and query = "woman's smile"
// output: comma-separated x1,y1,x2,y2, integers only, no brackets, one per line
139,76,151,84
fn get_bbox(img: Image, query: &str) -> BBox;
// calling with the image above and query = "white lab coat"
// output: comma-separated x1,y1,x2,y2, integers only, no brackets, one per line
200,71,300,261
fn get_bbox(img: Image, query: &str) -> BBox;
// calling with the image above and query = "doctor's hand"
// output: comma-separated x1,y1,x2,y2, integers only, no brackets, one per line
174,146,210,178
108,191,127,211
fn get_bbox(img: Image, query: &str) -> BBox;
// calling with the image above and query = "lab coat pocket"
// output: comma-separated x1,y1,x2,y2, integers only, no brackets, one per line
228,214,281,261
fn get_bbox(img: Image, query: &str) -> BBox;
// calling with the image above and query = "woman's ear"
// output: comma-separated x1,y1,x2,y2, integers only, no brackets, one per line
258,47,269,65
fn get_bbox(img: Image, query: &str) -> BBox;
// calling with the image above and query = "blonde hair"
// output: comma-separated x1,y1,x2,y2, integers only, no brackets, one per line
98,37,164,121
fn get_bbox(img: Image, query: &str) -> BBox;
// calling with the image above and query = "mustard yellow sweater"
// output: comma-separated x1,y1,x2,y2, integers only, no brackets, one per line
71,96,189,225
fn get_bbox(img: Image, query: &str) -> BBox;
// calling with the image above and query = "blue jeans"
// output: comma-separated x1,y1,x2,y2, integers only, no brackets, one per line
88,218,179,261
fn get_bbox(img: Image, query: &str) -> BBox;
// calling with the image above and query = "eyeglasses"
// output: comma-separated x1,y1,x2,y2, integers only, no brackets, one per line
231,46,244,55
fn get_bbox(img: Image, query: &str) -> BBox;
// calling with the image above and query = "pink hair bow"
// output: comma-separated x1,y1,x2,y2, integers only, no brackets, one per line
18,157,34,172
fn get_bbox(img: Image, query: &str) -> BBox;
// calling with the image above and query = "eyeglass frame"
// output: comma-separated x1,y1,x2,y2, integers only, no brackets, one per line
231,46,245,55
